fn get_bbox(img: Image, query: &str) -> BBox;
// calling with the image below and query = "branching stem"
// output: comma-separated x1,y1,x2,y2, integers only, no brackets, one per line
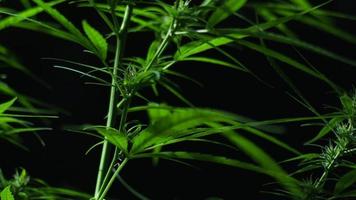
94,2,133,199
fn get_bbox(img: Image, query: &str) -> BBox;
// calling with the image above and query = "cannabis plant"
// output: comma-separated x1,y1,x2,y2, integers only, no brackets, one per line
1,0,355,199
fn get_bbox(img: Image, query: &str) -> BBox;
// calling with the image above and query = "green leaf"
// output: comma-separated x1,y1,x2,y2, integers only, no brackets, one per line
92,127,128,153
131,107,236,154
0,117,27,125
39,187,92,199
3,127,52,136
340,94,353,114
236,40,336,89
82,20,108,60
1,186,15,200
180,56,246,71
280,153,320,163
224,133,301,196
133,151,266,173
207,121,300,155
334,169,356,194
175,37,233,60
0,0,64,31
0,98,17,114
32,0,92,49
175,1,330,59
247,31,356,67
275,10,356,45
159,81,193,107
305,117,344,144
208,0,247,27
242,126,301,155
256,8,297,37
147,103,171,122
334,190,356,198
133,151,300,193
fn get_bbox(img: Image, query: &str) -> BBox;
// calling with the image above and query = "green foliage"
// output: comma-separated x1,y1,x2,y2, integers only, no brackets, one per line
0,0,355,199
0,168,90,200
82,20,108,60
208,0,247,27
1,186,15,200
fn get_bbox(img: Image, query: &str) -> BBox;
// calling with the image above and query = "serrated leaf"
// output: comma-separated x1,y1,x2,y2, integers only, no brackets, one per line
334,169,356,194
82,20,108,60
208,0,247,27
1,186,15,200
0,98,17,114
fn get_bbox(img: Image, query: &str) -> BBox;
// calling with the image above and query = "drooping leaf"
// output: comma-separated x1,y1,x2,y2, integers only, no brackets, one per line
133,151,300,194
3,127,52,136
159,81,193,107
130,107,236,154
180,56,246,71
224,133,301,196
32,0,92,49
275,10,356,45
175,1,331,59
305,116,344,144
0,0,64,30
246,31,356,67
82,20,108,60
242,126,301,155
236,40,336,90
207,121,300,155
208,0,247,27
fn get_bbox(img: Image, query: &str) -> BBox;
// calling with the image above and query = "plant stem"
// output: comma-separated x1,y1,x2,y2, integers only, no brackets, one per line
314,121,353,189
144,18,176,72
97,158,129,200
314,150,341,189
94,3,133,199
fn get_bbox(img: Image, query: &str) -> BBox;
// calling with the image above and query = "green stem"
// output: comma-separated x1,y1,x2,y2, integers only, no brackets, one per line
96,148,118,196
98,158,129,200
96,97,131,196
144,18,176,72
314,150,341,189
314,121,353,189
94,3,133,199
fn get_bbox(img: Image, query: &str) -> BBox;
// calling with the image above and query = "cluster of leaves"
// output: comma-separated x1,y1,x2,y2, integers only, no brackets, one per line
0,0,355,199
0,1,92,199
281,94,356,200
0,168,91,200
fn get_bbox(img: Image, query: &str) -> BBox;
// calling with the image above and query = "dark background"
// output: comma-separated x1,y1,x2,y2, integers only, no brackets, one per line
1,0,356,199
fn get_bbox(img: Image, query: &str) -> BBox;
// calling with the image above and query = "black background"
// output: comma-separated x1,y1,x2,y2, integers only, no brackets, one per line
1,0,356,199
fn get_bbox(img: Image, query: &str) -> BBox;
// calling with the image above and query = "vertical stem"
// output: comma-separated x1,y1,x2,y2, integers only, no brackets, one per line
144,19,176,72
94,3,133,199
98,158,129,200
